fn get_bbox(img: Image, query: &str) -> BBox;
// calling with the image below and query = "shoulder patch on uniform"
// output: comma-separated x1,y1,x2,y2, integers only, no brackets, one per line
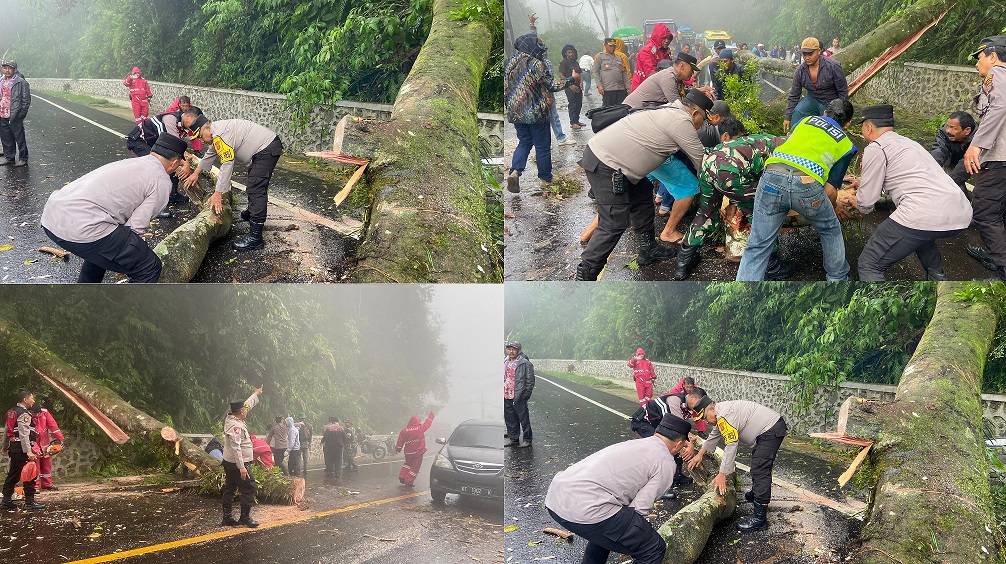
718,417,739,444
19,413,31,424
985,73,995,94
213,136,236,163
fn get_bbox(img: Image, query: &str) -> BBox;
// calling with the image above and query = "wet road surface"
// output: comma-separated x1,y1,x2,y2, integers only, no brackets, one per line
503,82,993,282
504,372,865,563
0,94,361,283
0,455,501,563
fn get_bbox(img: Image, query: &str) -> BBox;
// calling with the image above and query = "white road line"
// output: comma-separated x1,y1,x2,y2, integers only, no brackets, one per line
35,94,129,137
761,76,786,94
539,374,866,518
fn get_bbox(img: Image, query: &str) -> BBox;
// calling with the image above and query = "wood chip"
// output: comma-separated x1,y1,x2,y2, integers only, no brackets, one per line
38,246,70,260
542,527,574,542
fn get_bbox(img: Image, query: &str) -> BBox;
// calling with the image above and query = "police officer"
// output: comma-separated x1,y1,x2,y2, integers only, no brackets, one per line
685,393,787,533
737,98,857,281
576,89,713,281
2,391,44,511
125,107,201,218
222,386,263,527
965,36,1006,280
545,415,693,564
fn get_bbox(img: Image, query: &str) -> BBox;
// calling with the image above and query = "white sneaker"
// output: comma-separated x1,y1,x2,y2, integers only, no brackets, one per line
557,139,576,146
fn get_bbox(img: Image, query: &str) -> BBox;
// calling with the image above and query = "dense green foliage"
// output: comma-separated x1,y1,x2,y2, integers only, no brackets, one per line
719,58,769,134
0,286,447,444
4,0,499,120
505,283,1006,407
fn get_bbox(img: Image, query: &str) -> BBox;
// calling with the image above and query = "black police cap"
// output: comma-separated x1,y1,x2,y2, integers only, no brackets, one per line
655,414,692,438
151,133,188,158
972,36,1006,60
856,104,895,126
675,52,699,71
684,88,714,113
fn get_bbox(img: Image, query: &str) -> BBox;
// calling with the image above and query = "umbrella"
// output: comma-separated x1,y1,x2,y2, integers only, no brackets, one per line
611,26,643,38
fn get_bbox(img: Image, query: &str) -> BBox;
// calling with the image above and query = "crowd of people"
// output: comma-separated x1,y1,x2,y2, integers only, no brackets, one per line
506,16,1006,282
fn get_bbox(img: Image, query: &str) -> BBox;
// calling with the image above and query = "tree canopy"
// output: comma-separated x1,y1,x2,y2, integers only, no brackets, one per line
2,0,501,119
505,282,1006,405
0,286,448,442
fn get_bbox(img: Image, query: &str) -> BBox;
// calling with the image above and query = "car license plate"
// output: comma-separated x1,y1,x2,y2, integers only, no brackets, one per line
461,486,491,496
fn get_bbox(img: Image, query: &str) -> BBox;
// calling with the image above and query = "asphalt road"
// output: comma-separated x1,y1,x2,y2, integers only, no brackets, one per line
504,373,865,563
503,77,993,282
0,456,501,564
0,94,358,283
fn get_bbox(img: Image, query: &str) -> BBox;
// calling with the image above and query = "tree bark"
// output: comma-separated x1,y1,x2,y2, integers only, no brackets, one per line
153,166,234,283
855,282,1002,563
0,313,220,473
657,444,739,564
342,0,500,283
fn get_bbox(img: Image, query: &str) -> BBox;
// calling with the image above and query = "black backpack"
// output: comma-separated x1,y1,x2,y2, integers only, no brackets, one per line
585,104,664,133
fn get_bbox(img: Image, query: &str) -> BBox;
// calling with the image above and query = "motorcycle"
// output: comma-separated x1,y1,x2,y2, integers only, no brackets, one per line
361,434,395,460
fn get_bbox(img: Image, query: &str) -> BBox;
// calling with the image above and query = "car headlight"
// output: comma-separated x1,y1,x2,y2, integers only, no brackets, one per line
433,453,453,469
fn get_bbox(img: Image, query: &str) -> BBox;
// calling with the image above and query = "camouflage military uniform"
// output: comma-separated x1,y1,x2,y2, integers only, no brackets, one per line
685,134,785,247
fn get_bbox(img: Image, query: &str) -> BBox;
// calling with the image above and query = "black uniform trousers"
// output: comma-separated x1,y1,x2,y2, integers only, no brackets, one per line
221,460,257,514
548,506,666,564
580,146,656,270
750,417,787,505
43,225,162,283
3,449,37,500
565,87,583,124
324,445,343,475
602,89,628,107
972,163,1006,268
246,136,284,224
858,219,963,281
504,398,532,442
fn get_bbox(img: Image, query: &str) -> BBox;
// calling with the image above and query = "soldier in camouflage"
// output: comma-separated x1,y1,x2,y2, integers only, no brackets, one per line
675,117,786,280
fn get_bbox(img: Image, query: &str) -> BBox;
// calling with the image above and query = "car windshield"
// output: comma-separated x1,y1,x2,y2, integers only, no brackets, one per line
449,425,503,449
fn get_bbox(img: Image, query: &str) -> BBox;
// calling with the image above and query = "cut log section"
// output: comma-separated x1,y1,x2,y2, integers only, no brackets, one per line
153,171,234,283
34,366,130,444
542,528,574,542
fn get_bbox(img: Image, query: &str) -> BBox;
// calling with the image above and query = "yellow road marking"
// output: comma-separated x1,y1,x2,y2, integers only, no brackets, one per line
68,490,429,563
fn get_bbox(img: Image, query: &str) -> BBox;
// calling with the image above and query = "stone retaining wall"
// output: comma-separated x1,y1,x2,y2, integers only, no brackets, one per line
30,78,504,156
763,60,980,117
534,359,1006,436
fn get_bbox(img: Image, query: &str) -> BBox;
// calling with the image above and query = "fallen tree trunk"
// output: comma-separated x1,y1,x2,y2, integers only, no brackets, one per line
657,443,739,564
154,161,234,283
854,282,1003,563
340,0,500,283
0,314,219,473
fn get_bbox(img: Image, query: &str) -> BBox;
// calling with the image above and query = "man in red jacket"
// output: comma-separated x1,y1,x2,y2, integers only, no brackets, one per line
395,412,435,487
30,402,64,490
123,66,153,126
628,348,657,408
632,24,674,92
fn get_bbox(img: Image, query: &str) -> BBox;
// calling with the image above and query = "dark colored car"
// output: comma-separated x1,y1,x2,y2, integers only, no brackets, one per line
429,419,504,504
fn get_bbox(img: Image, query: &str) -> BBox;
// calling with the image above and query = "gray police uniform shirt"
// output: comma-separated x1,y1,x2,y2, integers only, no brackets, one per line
593,52,630,93
857,131,972,231
196,119,278,194
41,155,172,243
701,400,781,474
972,65,1006,164
222,392,260,470
587,99,705,183
623,68,683,108
545,435,676,524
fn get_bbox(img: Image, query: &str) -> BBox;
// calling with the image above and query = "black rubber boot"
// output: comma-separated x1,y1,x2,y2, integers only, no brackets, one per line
221,514,240,526
764,254,795,280
967,244,998,272
736,501,769,532
233,221,264,251
22,498,45,511
1,497,17,510
575,262,603,281
240,209,251,222
926,268,948,281
674,244,701,280
636,237,675,266
744,490,754,503
237,508,259,528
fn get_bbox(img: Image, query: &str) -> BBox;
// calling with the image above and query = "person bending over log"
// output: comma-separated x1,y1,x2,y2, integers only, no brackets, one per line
685,393,787,533
40,134,188,283
545,415,693,564
181,110,283,251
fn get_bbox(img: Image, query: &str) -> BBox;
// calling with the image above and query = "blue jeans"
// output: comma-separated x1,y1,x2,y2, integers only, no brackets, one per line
736,169,849,281
549,102,566,141
790,96,825,128
511,122,552,182
581,70,591,93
